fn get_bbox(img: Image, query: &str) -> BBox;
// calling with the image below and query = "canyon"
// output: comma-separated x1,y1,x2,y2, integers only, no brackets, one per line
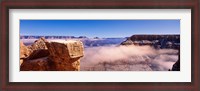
20,35,180,71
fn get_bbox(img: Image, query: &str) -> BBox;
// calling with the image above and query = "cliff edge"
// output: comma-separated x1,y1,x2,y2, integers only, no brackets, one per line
20,37,84,71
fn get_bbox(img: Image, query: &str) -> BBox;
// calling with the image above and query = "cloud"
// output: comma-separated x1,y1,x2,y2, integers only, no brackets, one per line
80,45,178,71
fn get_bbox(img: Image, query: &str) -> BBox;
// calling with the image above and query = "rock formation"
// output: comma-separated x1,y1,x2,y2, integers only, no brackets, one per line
27,37,48,52
27,49,50,60
46,40,84,71
121,35,180,49
120,37,134,45
20,37,48,66
172,51,180,71
20,41,30,66
20,38,84,71
26,37,50,60
172,59,180,71
20,57,51,71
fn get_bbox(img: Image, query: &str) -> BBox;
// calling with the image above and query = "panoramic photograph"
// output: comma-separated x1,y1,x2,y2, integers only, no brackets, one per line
19,20,180,71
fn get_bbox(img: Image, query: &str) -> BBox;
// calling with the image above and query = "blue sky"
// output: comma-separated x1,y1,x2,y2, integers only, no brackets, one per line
20,20,180,38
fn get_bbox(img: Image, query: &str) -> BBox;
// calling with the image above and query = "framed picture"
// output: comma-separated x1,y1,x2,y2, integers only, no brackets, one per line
1,0,199,91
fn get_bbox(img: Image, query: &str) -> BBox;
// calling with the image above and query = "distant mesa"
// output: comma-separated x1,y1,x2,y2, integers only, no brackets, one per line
20,35,126,47
94,37,99,39
20,37,84,71
120,35,180,49
78,36,87,38
20,35,89,39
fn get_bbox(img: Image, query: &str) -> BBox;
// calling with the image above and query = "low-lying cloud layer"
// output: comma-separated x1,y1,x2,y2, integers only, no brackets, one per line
80,45,179,71
21,39,179,71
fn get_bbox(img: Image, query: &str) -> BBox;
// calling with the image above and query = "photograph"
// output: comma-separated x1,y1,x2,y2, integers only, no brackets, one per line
1,0,198,89
19,20,180,71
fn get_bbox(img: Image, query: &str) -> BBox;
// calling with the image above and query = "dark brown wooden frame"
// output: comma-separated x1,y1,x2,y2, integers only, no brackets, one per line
0,0,199,91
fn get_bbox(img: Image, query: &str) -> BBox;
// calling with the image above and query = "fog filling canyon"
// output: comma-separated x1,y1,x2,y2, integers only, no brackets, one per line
81,45,178,71
21,36,179,71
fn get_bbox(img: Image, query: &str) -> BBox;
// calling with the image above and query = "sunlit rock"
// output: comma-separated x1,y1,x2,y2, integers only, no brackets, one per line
20,41,30,66
28,37,48,52
46,40,84,71
20,37,84,71
120,37,134,45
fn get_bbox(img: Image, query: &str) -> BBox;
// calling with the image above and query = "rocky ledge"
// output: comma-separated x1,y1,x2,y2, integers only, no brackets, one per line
20,37,84,71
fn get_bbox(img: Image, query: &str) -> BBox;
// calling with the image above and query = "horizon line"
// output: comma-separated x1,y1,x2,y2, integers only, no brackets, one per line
20,34,180,36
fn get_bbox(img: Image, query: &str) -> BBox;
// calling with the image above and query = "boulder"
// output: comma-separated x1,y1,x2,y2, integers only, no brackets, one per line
46,40,84,71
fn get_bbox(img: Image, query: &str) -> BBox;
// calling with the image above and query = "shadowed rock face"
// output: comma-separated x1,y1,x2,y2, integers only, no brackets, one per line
20,57,51,71
172,51,180,71
27,49,50,60
28,37,49,60
121,35,180,49
172,60,180,71
20,37,84,71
